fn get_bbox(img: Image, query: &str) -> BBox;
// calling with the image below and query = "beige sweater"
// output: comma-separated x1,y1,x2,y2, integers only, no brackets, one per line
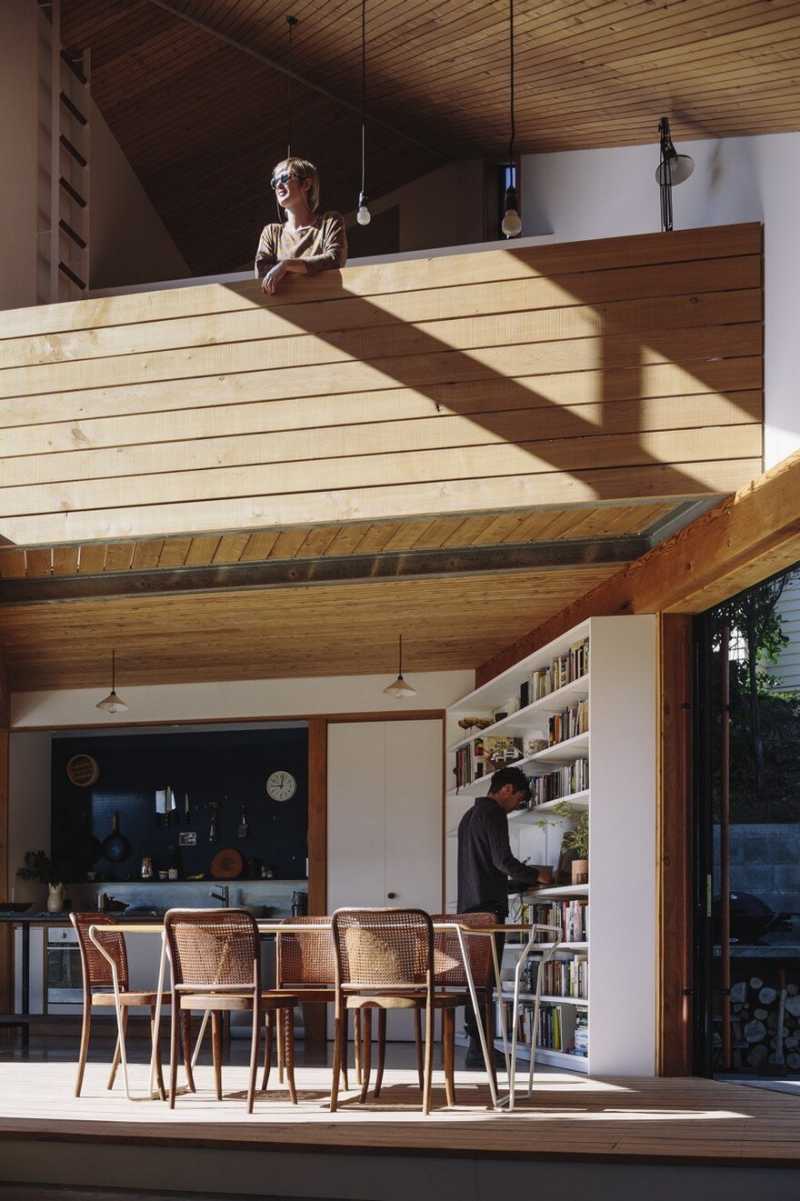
254,211,348,279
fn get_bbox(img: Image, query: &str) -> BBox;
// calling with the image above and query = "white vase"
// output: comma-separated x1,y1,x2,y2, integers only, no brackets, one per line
46,883,65,913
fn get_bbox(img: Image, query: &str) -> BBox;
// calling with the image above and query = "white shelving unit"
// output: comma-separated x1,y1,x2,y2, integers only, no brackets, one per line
445,615,657,1078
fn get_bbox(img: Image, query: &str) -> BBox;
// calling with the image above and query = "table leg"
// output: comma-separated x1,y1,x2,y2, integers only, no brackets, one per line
149,932,167,1099
455,927,498,1110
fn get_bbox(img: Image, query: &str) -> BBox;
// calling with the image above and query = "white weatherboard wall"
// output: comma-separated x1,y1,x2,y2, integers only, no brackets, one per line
522,132,800,470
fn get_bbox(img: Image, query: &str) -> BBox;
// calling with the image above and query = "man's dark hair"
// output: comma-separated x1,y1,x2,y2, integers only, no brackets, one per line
488,766,531,795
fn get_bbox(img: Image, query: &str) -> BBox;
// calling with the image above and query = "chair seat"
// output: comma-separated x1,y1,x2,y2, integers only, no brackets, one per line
179,992,298,1012
91,991,170,1007
345,990,466,1011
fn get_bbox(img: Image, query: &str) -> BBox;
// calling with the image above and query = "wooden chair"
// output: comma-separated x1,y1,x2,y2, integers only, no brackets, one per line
275,915,353,1088
329,908,461,1114
431,911,499,1083
70,912,170,1100
163,908,298,1113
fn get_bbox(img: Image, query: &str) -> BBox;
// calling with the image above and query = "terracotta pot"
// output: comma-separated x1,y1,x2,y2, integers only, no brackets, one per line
571,859,589,886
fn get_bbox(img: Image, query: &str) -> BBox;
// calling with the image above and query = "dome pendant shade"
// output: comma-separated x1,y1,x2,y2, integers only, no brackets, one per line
655,152,694,186
96,649,128,714
383,634,417,698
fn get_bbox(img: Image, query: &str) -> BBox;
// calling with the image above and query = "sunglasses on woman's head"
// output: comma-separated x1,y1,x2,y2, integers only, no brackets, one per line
270,170,298,189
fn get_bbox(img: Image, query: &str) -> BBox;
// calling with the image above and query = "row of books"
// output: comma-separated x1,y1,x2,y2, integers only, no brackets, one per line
547,700,589,746
454,735,526,789
534,956,589,999
527,758,589,806
529,900,589,943
530,637,590,701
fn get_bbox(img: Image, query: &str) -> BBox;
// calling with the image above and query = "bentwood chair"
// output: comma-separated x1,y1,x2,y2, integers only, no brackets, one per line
330,908,461,1114
275,915,352,1089
164,908,298,1113
431,911,499,1083
70,913,170,1100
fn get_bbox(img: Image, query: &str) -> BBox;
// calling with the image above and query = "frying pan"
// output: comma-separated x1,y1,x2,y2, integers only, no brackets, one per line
102,812,131,863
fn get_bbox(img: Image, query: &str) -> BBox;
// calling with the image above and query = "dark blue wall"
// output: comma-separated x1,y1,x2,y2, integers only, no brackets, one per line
51,727,308,883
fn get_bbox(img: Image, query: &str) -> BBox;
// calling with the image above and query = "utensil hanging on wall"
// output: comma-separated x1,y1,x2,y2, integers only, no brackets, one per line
102,812,131,863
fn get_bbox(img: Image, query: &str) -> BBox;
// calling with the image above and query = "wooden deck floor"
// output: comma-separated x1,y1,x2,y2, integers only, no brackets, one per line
1,1058,799,1167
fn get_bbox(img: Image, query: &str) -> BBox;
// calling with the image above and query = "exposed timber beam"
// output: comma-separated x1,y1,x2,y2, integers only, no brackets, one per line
0,536,647,605
477,448,800,686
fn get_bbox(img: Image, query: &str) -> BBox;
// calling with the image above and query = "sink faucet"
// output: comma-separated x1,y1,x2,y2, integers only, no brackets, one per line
209,885,229,907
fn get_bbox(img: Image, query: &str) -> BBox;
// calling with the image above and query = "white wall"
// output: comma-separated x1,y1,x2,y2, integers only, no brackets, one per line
10,670,473,730
90,104,190,289
521,132,800,470
0,0,38,311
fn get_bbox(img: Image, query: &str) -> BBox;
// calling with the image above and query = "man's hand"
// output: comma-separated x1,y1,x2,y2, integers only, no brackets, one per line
261,260,289,294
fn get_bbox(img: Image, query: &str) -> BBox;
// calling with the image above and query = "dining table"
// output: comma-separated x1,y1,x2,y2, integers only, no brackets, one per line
88,916,567,1110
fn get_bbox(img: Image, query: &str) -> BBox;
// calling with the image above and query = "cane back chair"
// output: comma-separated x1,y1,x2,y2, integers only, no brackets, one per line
330,908,461,1113
70,913,170,1100
164,908,298,1113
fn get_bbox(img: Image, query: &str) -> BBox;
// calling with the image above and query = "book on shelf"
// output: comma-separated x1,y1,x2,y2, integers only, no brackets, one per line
528,758,589,807
547,699,589,746
507,896,589,943
505,1000,586,1057
573,1011,589,1057
532,955,589,1000
530,636,589,701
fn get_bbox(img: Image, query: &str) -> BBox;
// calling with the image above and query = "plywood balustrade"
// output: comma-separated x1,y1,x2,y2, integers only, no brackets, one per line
0,224,763,547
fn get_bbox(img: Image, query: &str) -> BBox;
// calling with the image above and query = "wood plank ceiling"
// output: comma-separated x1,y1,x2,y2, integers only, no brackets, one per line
62,0,800,273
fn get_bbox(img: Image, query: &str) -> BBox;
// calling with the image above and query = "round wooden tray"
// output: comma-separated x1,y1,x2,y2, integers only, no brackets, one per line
209,847,244,879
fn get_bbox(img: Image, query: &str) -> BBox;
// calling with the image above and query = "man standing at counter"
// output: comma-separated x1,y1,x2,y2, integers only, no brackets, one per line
457,765,551,1067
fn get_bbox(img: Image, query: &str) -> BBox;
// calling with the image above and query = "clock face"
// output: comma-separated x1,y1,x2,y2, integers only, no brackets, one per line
266,770,297,802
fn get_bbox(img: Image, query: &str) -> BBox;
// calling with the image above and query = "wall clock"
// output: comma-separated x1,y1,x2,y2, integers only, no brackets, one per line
266,770,297,802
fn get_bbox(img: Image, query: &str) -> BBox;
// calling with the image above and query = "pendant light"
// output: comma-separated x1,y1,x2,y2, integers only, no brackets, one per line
96,649,128,714
655,116,694,233
285,15,298,157
500,0,522,239
356,0,371,226
383,634,416,699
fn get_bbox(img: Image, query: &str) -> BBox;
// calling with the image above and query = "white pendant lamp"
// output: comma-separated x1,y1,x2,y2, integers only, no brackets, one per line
356,0,371,225
500,0,522,239
383,634,416,699
96,648,129,714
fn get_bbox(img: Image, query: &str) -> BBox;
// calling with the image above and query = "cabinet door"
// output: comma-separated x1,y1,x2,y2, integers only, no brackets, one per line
327,721,386,911
383,719,442,912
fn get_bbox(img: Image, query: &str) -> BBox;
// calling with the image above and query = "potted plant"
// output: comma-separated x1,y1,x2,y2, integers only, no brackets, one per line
17,851,65,913
552,803,589,885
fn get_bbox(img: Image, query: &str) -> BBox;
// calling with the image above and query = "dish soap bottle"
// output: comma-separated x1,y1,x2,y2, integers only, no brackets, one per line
237,803,249,840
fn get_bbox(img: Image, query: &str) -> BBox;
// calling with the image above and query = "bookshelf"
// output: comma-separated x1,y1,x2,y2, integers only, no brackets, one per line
445,615,657,1078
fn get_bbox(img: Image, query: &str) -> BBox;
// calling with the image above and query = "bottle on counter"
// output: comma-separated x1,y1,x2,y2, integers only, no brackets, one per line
141,856,153,880
237,803,249,840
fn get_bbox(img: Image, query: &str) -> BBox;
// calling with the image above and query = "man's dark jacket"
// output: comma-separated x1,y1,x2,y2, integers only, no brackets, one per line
457,796,539,916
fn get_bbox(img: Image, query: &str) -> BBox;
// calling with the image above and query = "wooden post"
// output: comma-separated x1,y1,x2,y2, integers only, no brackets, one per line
0,651,10,1014
658,614,694,1075
304,718,328,1046
720,624,732,1072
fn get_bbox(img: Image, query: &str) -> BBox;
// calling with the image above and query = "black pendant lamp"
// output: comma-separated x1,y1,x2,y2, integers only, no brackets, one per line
655,116,694,232
383,634,416,699
356,0,371,226
500,0,522,238
286,15,298,157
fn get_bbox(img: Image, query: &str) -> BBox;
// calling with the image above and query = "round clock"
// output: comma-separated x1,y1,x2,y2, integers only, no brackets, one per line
266,770,297,802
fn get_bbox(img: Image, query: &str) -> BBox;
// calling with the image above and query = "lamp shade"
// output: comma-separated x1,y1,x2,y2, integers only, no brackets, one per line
383,674,417,699
96,689,128,715
655,151,694,186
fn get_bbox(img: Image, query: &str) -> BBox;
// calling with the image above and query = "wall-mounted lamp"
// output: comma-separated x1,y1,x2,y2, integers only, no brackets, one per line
655,116,694,232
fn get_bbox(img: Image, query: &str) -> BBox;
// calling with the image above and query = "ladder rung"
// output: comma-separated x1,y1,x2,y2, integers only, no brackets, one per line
59,177,87,207
60,134,87,167
58,262,87,290
61,49,88,86
59,219,87,250
60,91,87,126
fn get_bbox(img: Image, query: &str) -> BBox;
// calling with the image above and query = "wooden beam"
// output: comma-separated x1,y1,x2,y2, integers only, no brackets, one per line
477,448,800,686
658,615,694,1076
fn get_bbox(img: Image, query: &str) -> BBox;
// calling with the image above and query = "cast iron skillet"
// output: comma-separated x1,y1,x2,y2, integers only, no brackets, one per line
102,812,131,863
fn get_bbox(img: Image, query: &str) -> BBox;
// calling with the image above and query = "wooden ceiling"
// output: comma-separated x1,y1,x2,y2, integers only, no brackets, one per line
61,0,800,273
0,564,620,691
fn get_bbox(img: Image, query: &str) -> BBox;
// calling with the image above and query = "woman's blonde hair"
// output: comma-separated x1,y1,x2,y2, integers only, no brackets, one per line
273,156,320,213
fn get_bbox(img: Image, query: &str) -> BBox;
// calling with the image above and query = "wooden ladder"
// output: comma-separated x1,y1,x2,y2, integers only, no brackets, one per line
38,0,91,302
